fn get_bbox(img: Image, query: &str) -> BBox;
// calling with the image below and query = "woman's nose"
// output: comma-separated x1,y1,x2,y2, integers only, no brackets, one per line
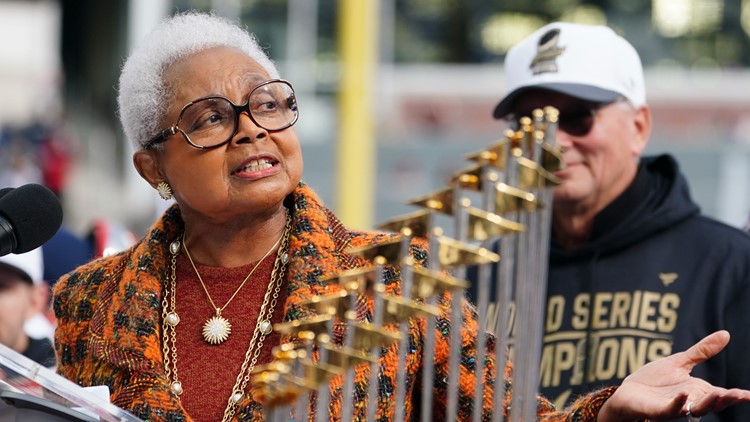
233,110,267,144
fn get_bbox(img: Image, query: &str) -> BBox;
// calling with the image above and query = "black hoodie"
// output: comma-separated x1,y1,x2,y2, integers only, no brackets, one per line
470,154,750,421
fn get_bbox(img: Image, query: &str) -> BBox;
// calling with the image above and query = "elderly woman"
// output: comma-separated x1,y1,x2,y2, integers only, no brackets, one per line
53,11,750,422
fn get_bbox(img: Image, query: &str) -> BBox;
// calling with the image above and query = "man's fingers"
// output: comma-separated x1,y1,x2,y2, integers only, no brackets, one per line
682,330,730,367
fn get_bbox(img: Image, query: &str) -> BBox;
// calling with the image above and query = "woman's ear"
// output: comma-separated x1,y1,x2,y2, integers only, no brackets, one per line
133,150,163,188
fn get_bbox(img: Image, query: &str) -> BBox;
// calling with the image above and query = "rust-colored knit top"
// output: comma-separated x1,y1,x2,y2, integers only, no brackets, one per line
174,251,286,422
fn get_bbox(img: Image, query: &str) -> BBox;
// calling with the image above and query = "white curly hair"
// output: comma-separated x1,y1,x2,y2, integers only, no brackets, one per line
117,11,280,151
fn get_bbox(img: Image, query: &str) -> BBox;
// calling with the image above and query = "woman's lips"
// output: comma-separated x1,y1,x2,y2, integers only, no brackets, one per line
233,157,279,179
236,158,274,173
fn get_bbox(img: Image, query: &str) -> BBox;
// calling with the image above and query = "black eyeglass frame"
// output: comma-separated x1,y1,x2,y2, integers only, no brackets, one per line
506,97,622,137
144,79,299,150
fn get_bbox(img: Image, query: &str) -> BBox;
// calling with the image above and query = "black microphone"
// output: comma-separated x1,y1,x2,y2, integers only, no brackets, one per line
0,184,63,256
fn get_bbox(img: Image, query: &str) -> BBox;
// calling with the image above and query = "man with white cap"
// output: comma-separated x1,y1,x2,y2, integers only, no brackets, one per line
0,248,56,368
472,22,750,421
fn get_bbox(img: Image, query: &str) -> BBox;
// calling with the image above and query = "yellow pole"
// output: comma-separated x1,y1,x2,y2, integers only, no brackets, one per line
337,0,378,230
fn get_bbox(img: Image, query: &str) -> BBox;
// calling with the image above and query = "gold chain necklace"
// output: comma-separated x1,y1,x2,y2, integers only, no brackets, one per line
183,225,285,345
161,211,291,421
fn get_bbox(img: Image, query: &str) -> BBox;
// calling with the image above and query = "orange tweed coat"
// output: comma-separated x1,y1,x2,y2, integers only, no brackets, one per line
53,183,616,421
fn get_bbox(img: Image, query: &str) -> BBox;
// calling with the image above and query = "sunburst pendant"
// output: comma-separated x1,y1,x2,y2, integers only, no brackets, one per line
202,315,232,344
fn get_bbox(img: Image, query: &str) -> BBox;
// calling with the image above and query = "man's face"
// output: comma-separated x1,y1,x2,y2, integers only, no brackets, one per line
509,90,651,213
0,267,35,353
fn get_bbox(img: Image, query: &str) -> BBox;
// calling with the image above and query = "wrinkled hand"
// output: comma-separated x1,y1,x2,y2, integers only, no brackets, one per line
597,330,750,421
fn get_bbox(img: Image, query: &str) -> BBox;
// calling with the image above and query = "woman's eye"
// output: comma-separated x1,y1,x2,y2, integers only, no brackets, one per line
188,109,229,132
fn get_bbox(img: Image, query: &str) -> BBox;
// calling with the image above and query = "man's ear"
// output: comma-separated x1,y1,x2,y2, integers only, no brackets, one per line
133,150,164,188
631,104,652,156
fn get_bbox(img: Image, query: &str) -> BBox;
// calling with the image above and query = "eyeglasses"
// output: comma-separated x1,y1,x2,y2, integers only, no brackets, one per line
508,99,617,137
145,79,299,150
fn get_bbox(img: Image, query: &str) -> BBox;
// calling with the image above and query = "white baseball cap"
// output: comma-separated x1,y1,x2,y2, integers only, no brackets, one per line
493,22,646,118
0,248,44,285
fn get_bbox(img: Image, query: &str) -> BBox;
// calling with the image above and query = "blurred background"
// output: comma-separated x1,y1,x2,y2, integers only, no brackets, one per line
2,0,750,243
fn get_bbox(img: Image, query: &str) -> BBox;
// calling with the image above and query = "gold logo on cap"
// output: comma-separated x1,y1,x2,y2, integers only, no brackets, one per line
530,28,565,75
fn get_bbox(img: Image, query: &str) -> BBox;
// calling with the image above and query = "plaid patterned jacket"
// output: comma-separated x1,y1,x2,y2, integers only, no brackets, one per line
53,183,615,421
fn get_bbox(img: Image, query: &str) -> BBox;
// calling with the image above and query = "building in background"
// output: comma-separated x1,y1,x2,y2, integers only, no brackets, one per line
0,1,61,126
2,0,750,234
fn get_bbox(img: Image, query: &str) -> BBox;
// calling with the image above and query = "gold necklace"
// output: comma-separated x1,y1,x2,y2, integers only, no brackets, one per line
161,211,291,420
183,226,284,345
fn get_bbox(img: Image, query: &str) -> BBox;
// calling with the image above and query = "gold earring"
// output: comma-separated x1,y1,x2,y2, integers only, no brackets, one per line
156,181,173,200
